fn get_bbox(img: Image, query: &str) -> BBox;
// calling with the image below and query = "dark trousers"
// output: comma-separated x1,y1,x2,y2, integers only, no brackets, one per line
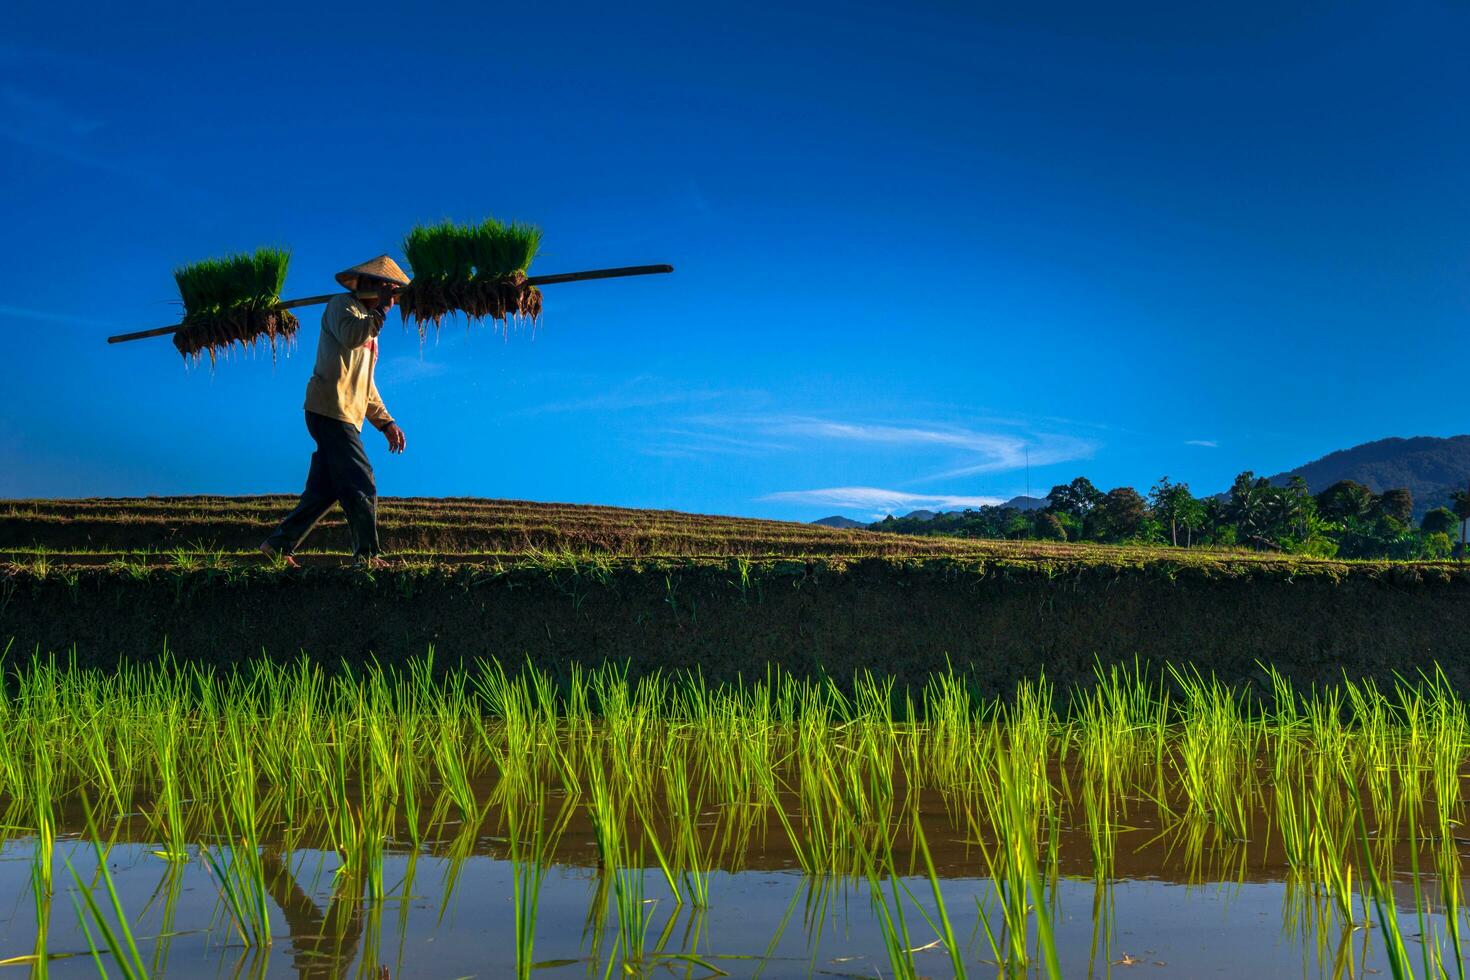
265,412,380,557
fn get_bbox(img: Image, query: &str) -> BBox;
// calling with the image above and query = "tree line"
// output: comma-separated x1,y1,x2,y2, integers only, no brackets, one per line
872,474,1470,560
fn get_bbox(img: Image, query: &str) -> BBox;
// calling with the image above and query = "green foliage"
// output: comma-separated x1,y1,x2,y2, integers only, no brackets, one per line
402,221,472,283
1034,511,1068,541
1451,488,1470,523
1423,507,1459,535
400,217,544,329
877,469,1453,560
1088,487,1147,542
173,247,290,316
1424,531,1455,559
470,218,541,280
1316,480,1377,524
1377,488,1414,525
1150,477,1206,547
1046,477,1104,521
402,217,540,281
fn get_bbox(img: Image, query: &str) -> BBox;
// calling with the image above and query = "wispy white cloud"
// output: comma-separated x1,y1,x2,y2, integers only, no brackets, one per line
644,429,793,456
762,486,1005,515
695,414,1097,480
772,418,1015,452
917,433,1097,481
519,375,736,415
1185,439,1219,448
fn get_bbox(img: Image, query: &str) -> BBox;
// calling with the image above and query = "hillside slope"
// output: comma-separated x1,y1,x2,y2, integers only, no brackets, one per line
1266,435,1470,516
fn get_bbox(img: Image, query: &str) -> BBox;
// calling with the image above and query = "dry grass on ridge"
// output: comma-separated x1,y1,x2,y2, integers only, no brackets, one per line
0,496,1457,572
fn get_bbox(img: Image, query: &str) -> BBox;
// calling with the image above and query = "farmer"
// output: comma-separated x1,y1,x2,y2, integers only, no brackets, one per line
259,256,410,568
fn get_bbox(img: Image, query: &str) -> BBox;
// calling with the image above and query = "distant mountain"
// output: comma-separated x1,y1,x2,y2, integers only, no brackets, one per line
902,510,939,521
1002,495,1049,511
811,515,867,529
1263,435,1470,517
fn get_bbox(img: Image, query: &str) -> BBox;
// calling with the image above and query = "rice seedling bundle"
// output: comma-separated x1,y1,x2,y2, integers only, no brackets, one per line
171,248,296,362
399,219,543,333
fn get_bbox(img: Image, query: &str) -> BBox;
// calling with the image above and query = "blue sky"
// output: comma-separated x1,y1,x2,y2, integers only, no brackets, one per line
2,2,1467,520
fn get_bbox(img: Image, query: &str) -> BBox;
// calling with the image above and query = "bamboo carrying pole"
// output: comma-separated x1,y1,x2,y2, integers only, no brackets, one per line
105,264,675,345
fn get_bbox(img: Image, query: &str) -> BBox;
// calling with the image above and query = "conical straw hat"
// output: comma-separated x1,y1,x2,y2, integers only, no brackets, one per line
335,255,411,290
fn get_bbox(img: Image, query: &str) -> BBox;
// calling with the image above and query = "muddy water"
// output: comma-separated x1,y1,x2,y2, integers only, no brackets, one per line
0,796,1462,978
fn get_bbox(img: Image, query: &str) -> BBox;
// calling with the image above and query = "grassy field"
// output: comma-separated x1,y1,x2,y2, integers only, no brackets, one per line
3,494,1459,569
0,494,996,557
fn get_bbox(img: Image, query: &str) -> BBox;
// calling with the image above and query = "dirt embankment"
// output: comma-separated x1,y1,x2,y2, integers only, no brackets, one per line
4,558,1469,696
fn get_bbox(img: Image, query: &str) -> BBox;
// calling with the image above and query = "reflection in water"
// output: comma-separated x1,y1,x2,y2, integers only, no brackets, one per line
3,660,1470,976
0,833,1465,978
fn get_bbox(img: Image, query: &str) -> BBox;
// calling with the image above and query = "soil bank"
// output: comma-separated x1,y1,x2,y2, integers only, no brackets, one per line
5,557,1470,696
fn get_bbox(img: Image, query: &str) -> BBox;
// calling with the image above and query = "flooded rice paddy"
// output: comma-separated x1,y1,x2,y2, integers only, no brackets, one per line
0,657,1467,978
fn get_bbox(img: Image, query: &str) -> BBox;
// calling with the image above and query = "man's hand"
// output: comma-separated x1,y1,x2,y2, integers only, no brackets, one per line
374,282,400,313
383,423,407,454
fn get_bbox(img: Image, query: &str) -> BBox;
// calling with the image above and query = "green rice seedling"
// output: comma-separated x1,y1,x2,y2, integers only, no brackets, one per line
581,862,613,972
630,789,682,906
29,749,56,896
430,711,480,828
1346,799,1417,980
585,762,664,974
1079,764,1119,883
1342,678,1400,833
145,712,189,863
469,218,541,281
28,838,52,978
968,731,1062,980
1168,666,1255,841
79,693,127,819
172,247,296,361
1269,744,1313,873
400,218,542,332
1308,776,1356,926
608,856,653,976
360,784,395,902
398,724,425,852
1279,876,1339,976
434,820,482,928
910,812,967,979
19,651,1470,978
142,861,186,979
864,861,919,980
200,842,271,949
66,797,149,980
199,718,271,947
507,789,577,980
319,722,367,877
1084,877,1119,978
663,746,717,908
756,748,837,876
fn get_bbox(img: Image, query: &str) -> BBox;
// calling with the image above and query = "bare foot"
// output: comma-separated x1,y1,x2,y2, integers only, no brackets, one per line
354,555,391,571
258,542,301,569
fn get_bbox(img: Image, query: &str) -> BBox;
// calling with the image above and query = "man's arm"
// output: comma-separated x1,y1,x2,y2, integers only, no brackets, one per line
368,378,406,452
326,296,383,350
366,377,394,430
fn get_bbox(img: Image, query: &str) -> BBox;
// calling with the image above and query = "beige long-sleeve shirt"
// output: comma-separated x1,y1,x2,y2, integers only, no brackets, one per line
303,294,394,431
